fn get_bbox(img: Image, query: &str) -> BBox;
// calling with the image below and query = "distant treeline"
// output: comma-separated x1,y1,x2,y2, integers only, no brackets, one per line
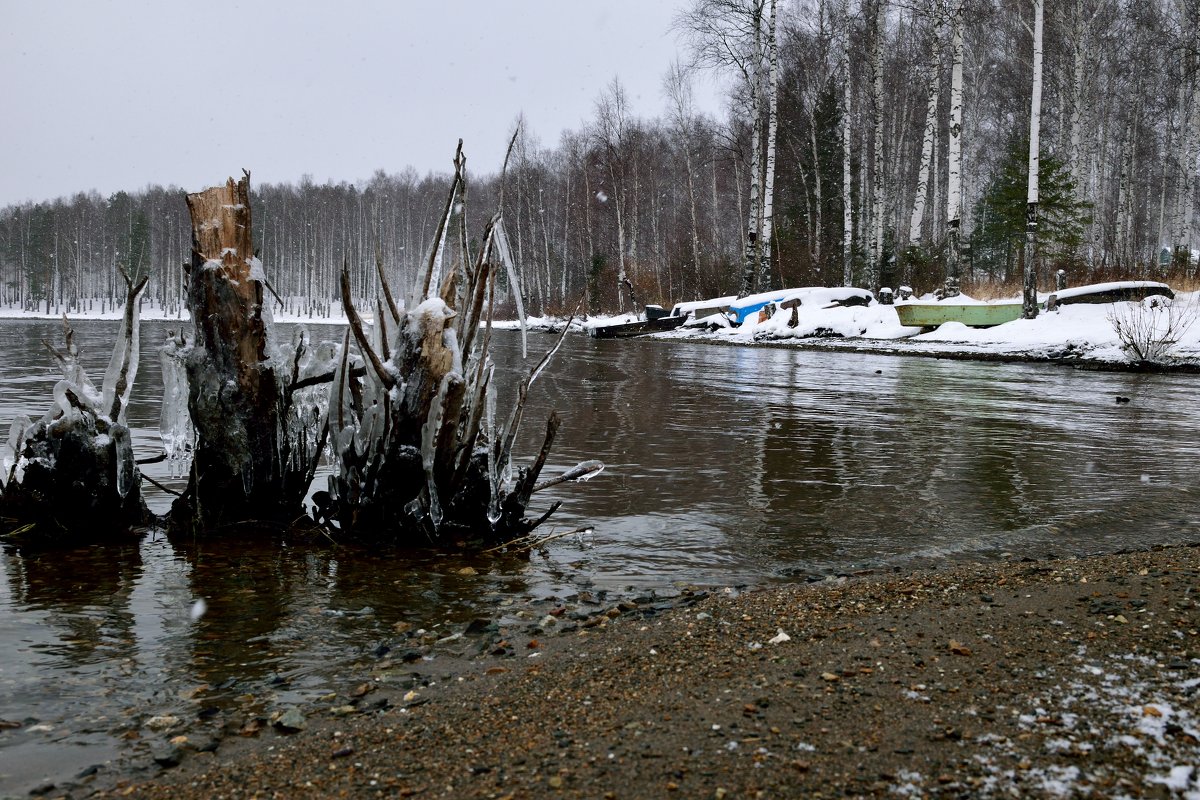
1,0,1196,317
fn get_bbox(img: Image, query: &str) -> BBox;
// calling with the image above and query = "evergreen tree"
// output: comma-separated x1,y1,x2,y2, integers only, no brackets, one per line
970,134,1091,283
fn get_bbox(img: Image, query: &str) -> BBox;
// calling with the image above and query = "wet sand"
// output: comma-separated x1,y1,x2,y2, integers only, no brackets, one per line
55,543,1200,799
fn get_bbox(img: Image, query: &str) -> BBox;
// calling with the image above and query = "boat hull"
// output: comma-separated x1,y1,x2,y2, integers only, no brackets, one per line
587,315,688,339
895,302,1023,328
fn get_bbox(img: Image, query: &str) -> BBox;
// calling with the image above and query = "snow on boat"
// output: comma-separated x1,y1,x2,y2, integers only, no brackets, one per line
727,287,874,325
1045,280,1173,308
669,295,738,321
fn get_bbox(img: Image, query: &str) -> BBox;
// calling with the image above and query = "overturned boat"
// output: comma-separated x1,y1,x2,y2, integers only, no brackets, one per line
895,299,1024,328
587,306,688,339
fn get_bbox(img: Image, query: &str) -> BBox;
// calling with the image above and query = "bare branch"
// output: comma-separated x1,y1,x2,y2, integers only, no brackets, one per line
340,261,396,391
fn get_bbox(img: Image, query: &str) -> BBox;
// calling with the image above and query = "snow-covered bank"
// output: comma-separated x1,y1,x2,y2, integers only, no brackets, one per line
664,290,1200,367
0,300,359,326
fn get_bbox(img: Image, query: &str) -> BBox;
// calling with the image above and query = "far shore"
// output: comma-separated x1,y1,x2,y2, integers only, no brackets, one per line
4,296,1199,372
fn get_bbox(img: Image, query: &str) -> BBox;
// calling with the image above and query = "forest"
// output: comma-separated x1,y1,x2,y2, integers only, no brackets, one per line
1,0,1197,319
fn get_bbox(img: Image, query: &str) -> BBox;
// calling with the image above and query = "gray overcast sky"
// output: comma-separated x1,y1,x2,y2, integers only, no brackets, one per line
1,1,728,208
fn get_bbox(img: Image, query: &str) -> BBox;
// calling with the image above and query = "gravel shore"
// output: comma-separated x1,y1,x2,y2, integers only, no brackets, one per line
73,544,1200,799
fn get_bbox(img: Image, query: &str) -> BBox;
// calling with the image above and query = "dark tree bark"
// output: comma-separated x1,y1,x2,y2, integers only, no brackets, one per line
173,173,313,530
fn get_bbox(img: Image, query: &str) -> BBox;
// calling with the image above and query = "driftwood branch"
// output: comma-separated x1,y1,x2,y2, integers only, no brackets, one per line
532,460,606,494
340,262,396,391
419,140,465,302
374,230,402,327
495,314,575,476
515,412,561,509
286,365,366,396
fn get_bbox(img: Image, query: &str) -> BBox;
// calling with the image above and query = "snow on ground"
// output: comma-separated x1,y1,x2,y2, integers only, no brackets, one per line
962,650,1200,799
666,290,1200,366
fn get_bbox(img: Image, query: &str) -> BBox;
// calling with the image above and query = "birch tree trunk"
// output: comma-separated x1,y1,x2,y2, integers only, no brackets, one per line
740,2,765,297
1174,30,1199,266
841,0,854,286
758,0,780,293
595,79,632,312
613,168,629,310
1115,115,1132,269
1067,0,1087,196
666,62,705,300
868,0,887,291
945,1,965,297
1023,0,1044,320
711,157,722,269
810,123,824,269
908,14,943,248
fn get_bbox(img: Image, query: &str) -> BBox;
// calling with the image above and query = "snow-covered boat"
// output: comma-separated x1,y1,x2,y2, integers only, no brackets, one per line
669,295,738,321
727,287,874,325
587,305,689,338
1045,280,1173,309
587,315,688,339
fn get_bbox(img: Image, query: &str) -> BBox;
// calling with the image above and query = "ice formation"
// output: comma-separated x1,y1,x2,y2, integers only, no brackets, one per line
159,330,194,478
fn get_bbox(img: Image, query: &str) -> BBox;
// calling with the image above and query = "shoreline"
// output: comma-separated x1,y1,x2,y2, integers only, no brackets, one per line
4,306,1199,373
656,330,1200,373
58,542,1200,799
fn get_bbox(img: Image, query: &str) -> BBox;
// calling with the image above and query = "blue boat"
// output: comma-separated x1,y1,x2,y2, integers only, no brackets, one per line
727,287,874,325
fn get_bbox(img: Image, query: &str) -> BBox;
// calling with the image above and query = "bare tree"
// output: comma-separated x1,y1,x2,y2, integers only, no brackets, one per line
945,0,965,297
867,0,887,291
758,0,781,292
840,0,855,286
676,0,770,296
908,4,945,249
665,61,706,300
592,78,635,313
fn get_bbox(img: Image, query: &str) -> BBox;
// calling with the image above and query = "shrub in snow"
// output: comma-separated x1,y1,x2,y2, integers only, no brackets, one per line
1106,295,1197,365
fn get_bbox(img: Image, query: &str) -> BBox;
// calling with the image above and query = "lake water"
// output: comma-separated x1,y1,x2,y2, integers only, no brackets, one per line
2,317,1198,791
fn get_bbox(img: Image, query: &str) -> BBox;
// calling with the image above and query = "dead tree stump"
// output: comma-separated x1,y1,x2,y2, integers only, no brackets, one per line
0,279,149,537
173,173,313,530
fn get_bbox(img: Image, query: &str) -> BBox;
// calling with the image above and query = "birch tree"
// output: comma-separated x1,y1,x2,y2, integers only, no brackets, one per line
840,0,855,286
944,0,965,297
757,0,781,292
867,0,887,291
593,78,634,313
665,62,705,300
1171,0,1199,267
908,7,944,249
676,0,770,296
1023,0,1045,319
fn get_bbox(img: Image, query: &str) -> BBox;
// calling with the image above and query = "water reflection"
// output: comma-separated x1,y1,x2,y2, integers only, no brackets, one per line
169,529,311,702
2,538,142,666
2,317,1200,791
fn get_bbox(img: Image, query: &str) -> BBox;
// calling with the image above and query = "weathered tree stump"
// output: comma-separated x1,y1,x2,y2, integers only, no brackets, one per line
318,141,602,545
4,144,600,545
0,278,149,537
171,173,318,530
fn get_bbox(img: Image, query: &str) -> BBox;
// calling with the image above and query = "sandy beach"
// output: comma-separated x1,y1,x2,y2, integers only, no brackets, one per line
58,543,1199,799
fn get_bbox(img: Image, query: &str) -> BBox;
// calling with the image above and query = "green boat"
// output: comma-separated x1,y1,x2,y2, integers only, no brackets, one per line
895,301,1023,329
